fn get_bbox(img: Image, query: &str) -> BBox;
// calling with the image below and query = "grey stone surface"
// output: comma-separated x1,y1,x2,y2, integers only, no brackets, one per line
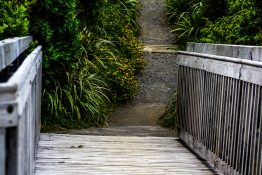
138,0,175,45
108,52,177,127
135,53,177,103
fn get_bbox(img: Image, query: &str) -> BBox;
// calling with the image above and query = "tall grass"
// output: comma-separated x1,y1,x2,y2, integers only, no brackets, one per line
42,58,110,129
40,0,144,130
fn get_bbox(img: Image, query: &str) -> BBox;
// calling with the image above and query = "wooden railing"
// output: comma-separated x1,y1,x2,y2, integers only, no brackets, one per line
177,44,262,175
0,37,42,175
187,42,262,61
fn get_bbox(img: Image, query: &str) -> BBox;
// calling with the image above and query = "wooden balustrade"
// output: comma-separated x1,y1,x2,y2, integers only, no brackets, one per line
0,37,42,175
177,49,262,175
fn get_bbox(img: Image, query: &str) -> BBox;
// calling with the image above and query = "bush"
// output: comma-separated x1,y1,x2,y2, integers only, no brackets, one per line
42,58,110,128
89,0,145,103
0,0,144,130
159,93,177,128
202,0,227,21
0,1,31,39
173,1,205,45
166,0,262,46
199,0,262,44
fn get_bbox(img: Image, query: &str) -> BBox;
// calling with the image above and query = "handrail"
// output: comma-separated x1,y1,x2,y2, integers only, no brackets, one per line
0,37,42,175
0,36,33,71
187,42,262,61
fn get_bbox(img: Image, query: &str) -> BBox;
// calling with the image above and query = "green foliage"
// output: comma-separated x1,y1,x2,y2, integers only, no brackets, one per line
199,0,262,44
0,0,144,129
43,59,110,128
202,0,227,21
165,0,196,24
30,0,82,76
173,1,205,45
159,93,177,128
199,8,262,44
87,0,145,103
166,0,262,46
0,0,31,39
166,0,205,45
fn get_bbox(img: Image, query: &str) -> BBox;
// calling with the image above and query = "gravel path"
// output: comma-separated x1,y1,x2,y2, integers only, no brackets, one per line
138,0,175,44
107,0,177,135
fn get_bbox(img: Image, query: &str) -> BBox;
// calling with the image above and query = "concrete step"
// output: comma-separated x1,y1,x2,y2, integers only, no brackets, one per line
52,125,176,137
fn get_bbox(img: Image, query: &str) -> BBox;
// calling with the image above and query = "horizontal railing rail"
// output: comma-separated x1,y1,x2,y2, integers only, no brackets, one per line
177,50,262,175
187,42,262,61
0,37,42,175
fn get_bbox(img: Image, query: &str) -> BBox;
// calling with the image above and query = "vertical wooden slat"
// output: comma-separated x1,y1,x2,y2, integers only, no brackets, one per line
229,79,238,167
6,127,18,175
220,76,228,160
250,86,260,175
227,78,234,166
240,82,251,174
214,74,222,156
210,74,215,152
188,68,194,137
256,92,262,175
206,73,211,149
198,69,205,143
228,77,233,165
248,84,259,175
244,83,254,174
0,129,6,175
192,69,198,139
211,74,218,153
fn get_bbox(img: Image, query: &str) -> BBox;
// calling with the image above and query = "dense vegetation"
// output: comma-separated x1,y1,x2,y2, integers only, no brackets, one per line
166,0,262,47
0,0,145,130
163,0,262,128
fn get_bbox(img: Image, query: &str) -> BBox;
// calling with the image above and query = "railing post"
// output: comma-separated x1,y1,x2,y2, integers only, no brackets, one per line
0,37,42,175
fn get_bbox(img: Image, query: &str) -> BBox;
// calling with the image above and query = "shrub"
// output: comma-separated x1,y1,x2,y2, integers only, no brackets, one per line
202,0,227,21
159,93,177,128
42,58,110,129
166,0,262,46
0,1,30,39
89,0,145,103
0,0,144,130
173,1,205,45
165,0,197,24
199,0,262,45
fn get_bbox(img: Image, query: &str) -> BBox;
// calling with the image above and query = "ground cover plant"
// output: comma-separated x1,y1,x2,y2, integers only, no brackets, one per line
0,0,144,130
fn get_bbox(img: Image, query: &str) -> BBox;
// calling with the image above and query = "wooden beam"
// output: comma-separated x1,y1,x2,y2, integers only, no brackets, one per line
0,36,32,71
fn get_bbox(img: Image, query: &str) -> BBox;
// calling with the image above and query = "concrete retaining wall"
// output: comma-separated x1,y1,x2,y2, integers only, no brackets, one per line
187,42,262,61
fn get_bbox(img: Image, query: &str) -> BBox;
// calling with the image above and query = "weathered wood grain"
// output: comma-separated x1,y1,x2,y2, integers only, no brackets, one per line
0,37,42,175
0,36,32,71
35,134,215,175
187,42,262,61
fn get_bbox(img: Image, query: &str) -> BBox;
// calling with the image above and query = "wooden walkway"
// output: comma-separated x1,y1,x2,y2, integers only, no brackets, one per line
35,134,215,175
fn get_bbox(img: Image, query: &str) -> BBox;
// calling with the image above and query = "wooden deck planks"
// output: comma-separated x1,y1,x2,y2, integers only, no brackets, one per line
35,134,215,175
